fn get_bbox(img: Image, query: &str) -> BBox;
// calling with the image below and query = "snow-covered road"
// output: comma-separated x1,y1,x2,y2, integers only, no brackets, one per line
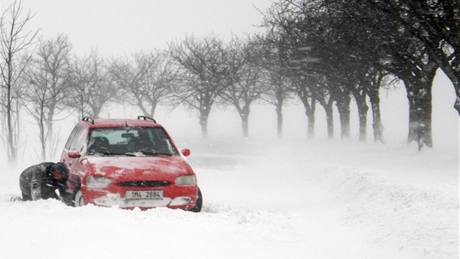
0,140,457,259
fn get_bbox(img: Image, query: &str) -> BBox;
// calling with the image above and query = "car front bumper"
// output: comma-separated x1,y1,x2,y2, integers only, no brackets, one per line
81,185,198,210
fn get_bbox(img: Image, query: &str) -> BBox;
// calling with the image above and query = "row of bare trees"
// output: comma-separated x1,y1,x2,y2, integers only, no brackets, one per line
0,2,37,162
4,31,298,162
1,0,457,163
0,1,117,161
262,0,459,150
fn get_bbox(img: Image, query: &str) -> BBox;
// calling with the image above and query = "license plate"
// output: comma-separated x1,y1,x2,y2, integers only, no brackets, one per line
125,190,164,200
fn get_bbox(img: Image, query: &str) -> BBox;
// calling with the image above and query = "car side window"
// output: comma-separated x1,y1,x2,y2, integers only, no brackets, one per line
64,125,81,150
149,128,177,154
69,126,87,152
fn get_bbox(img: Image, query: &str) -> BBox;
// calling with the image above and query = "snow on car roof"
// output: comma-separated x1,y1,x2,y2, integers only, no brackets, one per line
81,119,160,128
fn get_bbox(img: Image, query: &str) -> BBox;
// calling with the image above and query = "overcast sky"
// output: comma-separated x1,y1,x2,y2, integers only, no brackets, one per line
1,0,273,56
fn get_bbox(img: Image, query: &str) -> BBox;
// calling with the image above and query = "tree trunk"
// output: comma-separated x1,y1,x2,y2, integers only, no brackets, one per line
240,105,250,138
6,89,16,162
39,108,46,161
149,101,158,118
199,108,211,138
46,102,56,140
336,94,351,139
276,104,283,138
407,89,417,143
354,94,368,141
404,74,434,149
6,52,16,162
368,87,384,143
45,102,57,158
306,100,316,139
14,100,21,159
451,58,460,115
301,97,316,139
138,103,149,118
91,105,102,119
241,114,249,138
324,102,334,139
438,57,460,116
79,96,85,119
275,88,284,138
452,72,460,115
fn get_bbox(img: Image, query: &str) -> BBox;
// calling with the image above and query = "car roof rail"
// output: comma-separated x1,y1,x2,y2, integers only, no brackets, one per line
82,116,95,124
137,115,157,123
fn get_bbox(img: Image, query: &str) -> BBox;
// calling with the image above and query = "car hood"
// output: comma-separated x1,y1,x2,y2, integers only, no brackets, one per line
82,155,193,181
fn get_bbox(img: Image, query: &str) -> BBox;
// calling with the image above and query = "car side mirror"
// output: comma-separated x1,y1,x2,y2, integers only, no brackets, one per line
181,148,191,157
68,151,81,159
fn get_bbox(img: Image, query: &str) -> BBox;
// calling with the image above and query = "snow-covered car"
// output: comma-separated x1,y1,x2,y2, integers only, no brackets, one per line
60,116,202,212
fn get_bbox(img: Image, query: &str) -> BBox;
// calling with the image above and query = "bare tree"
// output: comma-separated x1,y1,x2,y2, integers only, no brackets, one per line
365,0,460,116
288,75,317,138
266,0,441,148
111,51,176,117
24,35,72,160
365,67,389,143
255,33,291,138
325,0,439,148
0,0,38,163
170,36,229,137
65,50,118,119
220,38,264,137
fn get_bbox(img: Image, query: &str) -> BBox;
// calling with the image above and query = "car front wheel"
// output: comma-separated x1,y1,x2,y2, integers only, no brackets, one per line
189,188,202,212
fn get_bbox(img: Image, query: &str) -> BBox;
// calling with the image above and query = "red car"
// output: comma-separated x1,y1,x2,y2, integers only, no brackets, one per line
60,116,202,212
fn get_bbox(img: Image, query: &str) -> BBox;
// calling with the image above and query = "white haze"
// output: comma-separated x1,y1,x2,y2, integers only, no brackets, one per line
2,0,273,56
0,0,457,257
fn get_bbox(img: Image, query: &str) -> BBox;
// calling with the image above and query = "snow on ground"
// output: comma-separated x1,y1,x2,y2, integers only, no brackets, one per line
0,138,457,259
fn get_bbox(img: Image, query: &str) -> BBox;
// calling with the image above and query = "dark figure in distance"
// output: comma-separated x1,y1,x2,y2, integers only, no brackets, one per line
19,162,69,201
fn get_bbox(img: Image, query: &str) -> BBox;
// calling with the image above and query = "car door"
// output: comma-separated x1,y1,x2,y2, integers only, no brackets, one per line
60,125,80,164
64,125,88,192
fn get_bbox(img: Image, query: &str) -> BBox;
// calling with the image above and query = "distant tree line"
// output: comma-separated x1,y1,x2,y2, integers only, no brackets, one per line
263,0,459,150
0,0,458,163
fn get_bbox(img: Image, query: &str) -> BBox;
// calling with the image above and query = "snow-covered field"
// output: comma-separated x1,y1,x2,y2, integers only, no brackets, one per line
0,73,458,258
0,139,457,259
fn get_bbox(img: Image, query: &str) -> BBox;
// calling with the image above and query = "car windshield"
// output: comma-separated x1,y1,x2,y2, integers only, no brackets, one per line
87,127,178,157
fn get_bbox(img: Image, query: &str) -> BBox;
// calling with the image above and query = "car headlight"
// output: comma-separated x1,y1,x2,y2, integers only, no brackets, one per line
175,175,196,186
86,176,112,188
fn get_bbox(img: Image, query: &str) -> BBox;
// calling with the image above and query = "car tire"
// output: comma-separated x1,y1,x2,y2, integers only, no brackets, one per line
190,188,202,213
74,190,85,207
